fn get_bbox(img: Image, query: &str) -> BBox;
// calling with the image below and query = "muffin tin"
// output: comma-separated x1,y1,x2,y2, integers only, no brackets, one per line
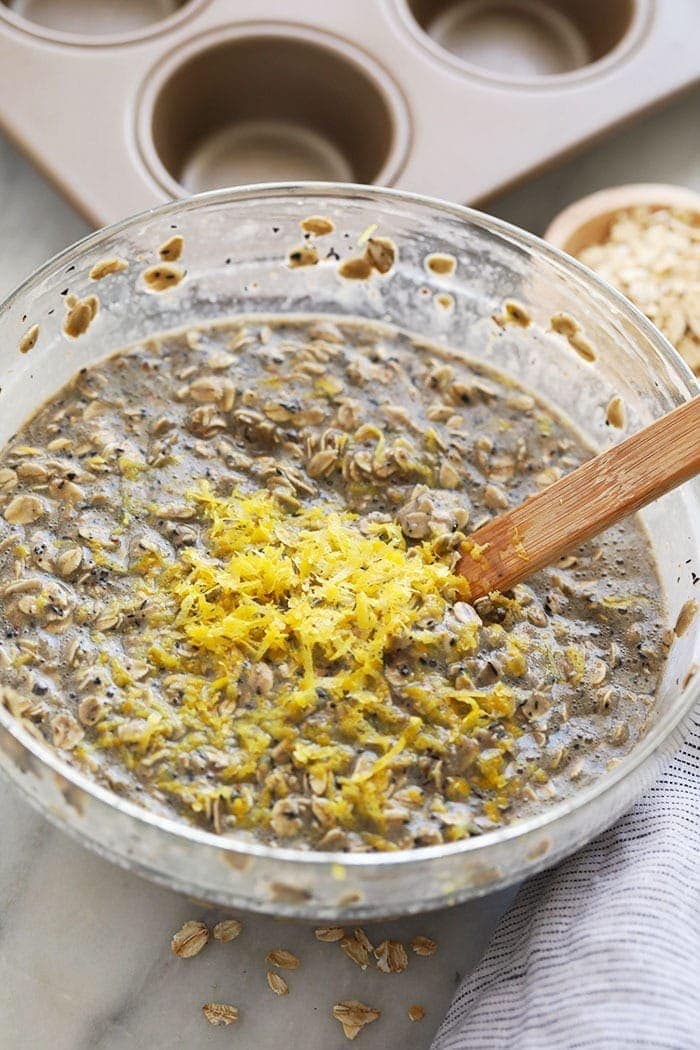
0,1,698,227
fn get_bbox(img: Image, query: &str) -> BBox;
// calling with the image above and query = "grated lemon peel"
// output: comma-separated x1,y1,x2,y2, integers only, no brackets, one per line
94,487,518,842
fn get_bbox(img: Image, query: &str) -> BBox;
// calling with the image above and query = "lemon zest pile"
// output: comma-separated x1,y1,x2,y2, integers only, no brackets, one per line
166,486,469,718
95,487,518,841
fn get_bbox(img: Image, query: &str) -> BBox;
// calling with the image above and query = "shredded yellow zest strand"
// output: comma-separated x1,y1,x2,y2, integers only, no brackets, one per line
169,486,470,712
94,488,518,843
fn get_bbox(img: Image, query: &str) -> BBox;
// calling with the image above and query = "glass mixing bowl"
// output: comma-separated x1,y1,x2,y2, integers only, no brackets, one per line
0,185,697,919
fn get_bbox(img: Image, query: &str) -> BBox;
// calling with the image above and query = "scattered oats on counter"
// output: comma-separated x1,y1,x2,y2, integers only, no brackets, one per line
315,926,346,942
374,939,408,974
202,1002,239,1026
171,919,209,958
266,948,301,970
333,1000,381,1041
340,934,370,970
577,205,700,374
183,918,440,1031
355,928,374,951
410,935,437,957
266,971,290,996
213,917,243,942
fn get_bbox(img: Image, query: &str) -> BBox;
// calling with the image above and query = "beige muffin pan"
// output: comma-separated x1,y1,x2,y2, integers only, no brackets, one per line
0,0,698,226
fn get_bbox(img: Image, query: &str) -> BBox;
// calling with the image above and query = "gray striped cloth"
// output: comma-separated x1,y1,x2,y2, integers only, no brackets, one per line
432,707,700,1050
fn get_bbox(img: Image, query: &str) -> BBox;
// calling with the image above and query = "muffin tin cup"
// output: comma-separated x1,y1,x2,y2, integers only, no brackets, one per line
0,0,209,46
396,0,649,85
136,24,411,198
0,0,698,225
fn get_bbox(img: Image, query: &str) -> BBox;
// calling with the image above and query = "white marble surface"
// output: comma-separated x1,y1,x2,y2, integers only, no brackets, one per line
1,84,699,1050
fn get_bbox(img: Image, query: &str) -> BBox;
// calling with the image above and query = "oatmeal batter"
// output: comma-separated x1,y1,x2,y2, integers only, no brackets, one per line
0,316,666,851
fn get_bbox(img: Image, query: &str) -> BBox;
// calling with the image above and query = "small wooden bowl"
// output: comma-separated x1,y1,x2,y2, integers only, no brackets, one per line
543,182,700,257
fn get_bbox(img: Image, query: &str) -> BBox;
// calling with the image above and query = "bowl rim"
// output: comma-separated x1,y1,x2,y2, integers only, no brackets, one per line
1,180,698,873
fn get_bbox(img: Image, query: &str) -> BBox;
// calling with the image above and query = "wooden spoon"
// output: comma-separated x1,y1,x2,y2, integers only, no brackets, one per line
457,396,700,601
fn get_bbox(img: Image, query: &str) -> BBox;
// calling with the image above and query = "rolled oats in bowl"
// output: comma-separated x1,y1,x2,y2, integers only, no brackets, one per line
577,205,700,375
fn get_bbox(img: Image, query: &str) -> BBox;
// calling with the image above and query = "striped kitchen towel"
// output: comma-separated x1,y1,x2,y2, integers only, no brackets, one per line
432,706,700,1050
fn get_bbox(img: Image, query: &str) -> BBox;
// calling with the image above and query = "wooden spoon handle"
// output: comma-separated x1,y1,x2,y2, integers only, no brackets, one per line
457,395,700,601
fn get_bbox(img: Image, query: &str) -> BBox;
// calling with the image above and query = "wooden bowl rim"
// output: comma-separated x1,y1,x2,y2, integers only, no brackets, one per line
543,182,700,255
